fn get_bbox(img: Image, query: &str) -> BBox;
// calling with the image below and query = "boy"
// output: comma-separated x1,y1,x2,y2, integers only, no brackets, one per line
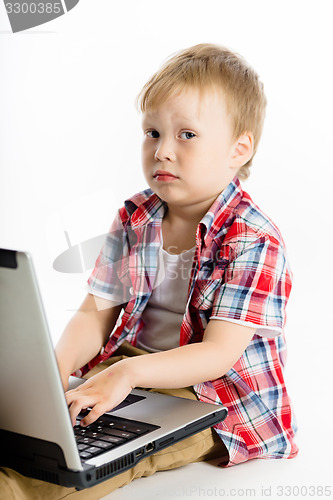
0,44,298,499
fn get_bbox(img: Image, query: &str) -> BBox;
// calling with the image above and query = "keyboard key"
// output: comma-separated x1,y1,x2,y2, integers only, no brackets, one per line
89,425,104,433
99,435,120,445
78,437,95,445
74,427,88,436
93,440,114,450
104,429,136,439
95,418,116,427
77,443,88,451
99,434,125,444
85,431,100,439
114,423,147,434
84,446,102,454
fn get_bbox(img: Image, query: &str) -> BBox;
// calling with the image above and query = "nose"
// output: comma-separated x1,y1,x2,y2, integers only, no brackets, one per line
154,138,176,162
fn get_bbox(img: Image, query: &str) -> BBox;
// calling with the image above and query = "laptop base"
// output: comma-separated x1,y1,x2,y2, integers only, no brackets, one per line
0,408,225,490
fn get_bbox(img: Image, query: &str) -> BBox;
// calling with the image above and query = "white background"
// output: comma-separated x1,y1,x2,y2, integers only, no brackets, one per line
1,1,332,497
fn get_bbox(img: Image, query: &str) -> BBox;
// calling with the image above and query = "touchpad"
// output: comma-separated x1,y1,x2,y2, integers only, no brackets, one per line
109,394,146,412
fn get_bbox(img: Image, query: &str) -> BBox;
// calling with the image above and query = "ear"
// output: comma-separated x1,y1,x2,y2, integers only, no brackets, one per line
230,132,254,169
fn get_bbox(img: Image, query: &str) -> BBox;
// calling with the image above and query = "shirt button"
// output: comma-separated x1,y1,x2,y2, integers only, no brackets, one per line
129,287,134,295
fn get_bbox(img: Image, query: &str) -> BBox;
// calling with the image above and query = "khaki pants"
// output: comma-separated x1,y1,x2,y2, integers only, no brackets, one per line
0,343,228,500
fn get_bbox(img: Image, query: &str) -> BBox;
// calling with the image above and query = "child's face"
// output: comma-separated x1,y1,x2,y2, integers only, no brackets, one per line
141,87,242,215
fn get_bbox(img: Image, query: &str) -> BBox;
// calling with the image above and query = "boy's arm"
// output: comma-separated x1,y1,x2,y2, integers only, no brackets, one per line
65,319,255,426
125,320,255,388
55,293,123,391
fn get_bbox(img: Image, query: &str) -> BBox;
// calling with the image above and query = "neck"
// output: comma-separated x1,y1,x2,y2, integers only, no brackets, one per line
165,195,218,227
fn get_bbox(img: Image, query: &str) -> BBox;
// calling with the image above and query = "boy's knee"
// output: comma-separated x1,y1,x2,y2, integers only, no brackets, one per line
0,468,38,500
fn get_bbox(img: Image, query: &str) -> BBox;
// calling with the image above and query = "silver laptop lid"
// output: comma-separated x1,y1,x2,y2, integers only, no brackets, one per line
0,249,83,471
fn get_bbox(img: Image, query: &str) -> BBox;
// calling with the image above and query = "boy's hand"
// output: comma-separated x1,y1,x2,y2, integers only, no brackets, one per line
65,363,133,427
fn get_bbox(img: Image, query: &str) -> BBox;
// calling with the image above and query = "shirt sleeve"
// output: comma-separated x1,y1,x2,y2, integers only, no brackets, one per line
87,210,130,307
209,235,292,337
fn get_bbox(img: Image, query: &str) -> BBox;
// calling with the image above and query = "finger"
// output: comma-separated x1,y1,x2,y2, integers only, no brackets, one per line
68,398,95,426
65,387,90,406
80,404,106,427
65,391,79,407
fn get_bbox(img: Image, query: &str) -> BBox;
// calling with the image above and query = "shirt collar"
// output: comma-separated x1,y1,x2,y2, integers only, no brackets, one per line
198,176,243,248
124,188,166,227
124,177,243,245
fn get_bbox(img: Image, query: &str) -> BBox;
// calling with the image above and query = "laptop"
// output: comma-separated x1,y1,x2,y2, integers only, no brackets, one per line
0,248,227,490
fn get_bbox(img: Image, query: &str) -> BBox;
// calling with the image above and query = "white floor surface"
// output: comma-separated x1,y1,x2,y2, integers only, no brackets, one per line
100,428,331,500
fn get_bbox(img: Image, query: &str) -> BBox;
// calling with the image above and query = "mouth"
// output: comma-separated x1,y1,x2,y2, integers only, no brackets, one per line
153,170,179,182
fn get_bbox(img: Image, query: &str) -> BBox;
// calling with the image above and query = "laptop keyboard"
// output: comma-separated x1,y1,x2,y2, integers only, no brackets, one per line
74,413,159,461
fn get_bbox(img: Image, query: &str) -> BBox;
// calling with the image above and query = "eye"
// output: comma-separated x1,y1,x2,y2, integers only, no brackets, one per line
179,131,196,140
145,130,160,139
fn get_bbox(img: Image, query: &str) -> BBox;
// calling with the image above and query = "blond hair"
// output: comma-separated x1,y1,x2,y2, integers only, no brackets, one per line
137,43,267,180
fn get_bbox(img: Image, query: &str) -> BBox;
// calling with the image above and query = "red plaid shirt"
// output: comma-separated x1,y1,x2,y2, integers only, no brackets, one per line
83,177,298,466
